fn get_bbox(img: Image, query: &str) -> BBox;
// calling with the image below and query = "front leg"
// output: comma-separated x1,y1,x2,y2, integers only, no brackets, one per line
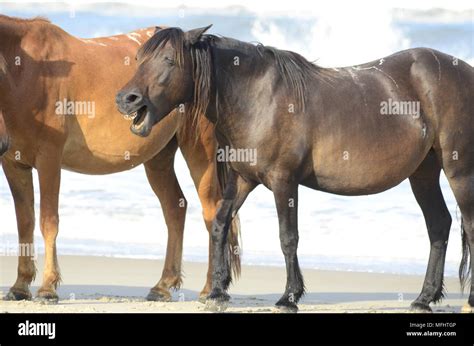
3,159,36,301
207,172,256,304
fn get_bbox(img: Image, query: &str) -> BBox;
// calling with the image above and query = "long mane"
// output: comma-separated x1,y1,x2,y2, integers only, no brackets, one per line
258,45,323,112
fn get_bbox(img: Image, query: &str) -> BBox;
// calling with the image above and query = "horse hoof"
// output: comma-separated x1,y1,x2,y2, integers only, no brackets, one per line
205,289,230,312
146,290,171,302
275,295,299,313
207,289,230,302
275,305,298,313
461,304,473,313
204,299,229,312
275,301,298,313
35,291,59,304
410,302,432,313
34,297,59,305
198,293,208,304
4,289,32,301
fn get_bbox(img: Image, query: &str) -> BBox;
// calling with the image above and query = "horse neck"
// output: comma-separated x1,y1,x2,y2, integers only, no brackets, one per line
209,41,271,129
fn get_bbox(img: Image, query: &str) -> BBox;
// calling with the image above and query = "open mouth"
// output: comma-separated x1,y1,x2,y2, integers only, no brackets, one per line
128,105,148,131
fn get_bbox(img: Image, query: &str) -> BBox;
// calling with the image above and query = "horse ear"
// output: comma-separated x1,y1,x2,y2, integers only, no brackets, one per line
185,25,212,45
154,26,164,34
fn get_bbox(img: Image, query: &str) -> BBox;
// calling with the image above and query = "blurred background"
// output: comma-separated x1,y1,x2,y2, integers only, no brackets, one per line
0,0,472,276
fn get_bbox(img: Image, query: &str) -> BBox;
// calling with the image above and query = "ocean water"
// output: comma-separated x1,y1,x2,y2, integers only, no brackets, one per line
0,2,472,277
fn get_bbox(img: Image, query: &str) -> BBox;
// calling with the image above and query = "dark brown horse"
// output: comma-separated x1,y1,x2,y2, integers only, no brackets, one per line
116,26,474,313
0,16,240,303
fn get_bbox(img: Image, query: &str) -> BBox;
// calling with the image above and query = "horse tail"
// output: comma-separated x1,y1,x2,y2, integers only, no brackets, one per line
216,148,242,280
229,215,242,279
459,216,471,292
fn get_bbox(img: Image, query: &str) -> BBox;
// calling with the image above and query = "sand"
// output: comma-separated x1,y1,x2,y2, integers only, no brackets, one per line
0,255,469,313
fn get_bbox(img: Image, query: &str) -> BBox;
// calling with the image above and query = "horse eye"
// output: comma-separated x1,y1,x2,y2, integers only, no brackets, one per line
164,57,175,65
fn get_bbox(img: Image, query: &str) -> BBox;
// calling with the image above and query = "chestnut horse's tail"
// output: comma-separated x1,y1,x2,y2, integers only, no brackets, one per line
229,214,242,279
216,151,242,280
460,217,471,292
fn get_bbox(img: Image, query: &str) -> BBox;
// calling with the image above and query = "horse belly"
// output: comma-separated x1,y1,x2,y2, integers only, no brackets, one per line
61,112,179,175
61,147,149,174
307,117,432,196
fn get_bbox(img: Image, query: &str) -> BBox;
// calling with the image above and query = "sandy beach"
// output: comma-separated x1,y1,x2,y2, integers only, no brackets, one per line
0,255,467,313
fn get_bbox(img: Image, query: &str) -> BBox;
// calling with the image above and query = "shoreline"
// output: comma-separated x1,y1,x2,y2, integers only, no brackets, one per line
0,255,467,313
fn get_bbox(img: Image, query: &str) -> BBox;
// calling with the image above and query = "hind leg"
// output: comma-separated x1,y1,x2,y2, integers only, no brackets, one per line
178,128,226,301
409,151,452,312
3,159,36,300
144,137,187,302
181,157,218,301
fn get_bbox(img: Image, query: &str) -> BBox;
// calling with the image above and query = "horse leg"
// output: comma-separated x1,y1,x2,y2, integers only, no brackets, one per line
143,137,187,301
35,154,62,302
178,131,223,301
3,159,36,300
272,180,304,312
180,153,218,301
207,171,256,303
408,151,452,312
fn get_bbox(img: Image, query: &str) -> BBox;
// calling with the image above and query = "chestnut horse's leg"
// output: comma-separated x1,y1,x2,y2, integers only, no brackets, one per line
207,171,256,303
143,137,187,302
272,179,304,313
35,152,62,302
178,129,221,301
408,150,452,312
3,159,36,301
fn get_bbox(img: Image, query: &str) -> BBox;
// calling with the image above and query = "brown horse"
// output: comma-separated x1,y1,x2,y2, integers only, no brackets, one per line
116,26,474,313
0,16,239,303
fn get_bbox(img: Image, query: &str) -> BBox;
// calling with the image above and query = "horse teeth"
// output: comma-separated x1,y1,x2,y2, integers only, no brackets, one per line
125,111,138,120
133,117,146,130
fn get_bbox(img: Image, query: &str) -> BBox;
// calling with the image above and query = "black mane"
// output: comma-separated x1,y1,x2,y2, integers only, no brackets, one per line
258,44,322,111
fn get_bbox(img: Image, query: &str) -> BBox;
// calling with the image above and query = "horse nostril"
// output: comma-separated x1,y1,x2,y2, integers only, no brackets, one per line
125,92,142,105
